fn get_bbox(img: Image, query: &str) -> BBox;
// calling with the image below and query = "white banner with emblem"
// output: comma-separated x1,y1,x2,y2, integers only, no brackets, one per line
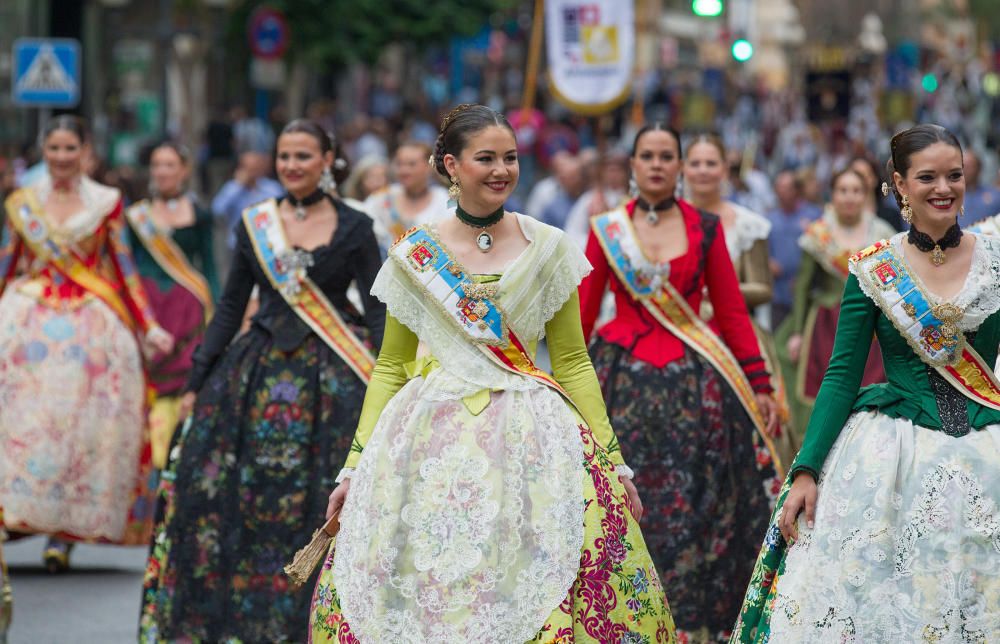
545,0,635,114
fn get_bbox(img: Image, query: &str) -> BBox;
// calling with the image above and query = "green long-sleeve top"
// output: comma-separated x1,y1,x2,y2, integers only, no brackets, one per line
789,253,845,336
343,282,622,471
792,271,1000,479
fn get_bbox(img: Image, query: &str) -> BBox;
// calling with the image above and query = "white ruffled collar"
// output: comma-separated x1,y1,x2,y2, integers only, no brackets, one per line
723,202,771,259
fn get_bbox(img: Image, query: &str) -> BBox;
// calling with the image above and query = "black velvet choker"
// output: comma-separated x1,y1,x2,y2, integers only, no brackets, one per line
635,196,677,225
455,203,505,253
908,221,963,267
284,189,327,221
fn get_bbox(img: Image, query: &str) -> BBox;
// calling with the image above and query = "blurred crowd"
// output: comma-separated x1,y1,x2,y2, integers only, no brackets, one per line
4,83,1000,333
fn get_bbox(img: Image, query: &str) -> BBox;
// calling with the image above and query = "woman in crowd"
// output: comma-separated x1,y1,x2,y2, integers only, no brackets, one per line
777,168,894,437
140,119,385,642
851,155,905,231
363,141,449,250
310,104,675,643
685,132,797,465
580,123,783,642
126,141,219,470
339,155,388,205
734,124,1000,641
0,116,172,571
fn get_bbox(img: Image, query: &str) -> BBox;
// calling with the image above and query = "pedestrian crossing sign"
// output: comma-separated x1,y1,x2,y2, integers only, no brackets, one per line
12,38,80,107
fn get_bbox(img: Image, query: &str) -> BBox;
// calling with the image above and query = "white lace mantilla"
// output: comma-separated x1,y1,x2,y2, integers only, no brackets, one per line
370,213,592,396
725,202,771,260
768,410,1000,641
850,232,1000,332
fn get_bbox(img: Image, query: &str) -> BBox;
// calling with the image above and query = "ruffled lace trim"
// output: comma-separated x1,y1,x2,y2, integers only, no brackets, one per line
30,175,120,244
725,203,771,259
371,215,590,389
850,232,1000,332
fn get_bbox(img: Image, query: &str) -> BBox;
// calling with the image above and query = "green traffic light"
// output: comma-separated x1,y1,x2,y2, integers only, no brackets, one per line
692,0,723,17
732,39,753,62
921,73,938,93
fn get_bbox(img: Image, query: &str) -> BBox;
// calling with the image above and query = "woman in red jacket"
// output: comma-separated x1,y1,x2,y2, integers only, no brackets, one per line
580,124,783,642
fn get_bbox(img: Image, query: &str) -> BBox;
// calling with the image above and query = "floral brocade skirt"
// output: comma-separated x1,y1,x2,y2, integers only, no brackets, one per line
733,410,1000,642
0,288,153,544
139,324,369,643
590,339,781,643
309,372,676,644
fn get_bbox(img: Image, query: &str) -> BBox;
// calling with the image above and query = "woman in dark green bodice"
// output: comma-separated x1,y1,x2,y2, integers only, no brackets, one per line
732,124,1000,642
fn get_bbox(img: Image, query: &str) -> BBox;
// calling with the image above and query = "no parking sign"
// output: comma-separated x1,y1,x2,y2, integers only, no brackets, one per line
247,7,289,60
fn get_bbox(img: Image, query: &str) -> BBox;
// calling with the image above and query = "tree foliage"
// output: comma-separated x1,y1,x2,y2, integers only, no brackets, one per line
230,0,519,67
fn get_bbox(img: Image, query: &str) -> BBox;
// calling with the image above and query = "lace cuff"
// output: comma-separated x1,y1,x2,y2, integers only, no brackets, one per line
616,464,635,480
336,467,356,483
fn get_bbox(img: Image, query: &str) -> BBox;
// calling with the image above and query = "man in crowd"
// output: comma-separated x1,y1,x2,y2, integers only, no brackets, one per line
766,170,822,327
211,150,283,249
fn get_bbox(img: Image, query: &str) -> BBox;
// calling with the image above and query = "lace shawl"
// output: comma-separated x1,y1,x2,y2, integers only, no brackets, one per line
371,213,591,394
850,232,1000,332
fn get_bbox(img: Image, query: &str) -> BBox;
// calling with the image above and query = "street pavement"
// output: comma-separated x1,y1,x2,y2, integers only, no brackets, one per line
4,537,147,643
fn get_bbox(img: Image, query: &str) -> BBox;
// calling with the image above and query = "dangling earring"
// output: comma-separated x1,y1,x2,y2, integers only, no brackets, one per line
319,166,336,195
960,204,965,218
148,179,160,200
628,177,639,199
448,176,461,200
675,175,683,199
901,194,913,224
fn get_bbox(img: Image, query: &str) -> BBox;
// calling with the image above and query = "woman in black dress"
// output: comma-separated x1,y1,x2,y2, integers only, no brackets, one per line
140,119,385,643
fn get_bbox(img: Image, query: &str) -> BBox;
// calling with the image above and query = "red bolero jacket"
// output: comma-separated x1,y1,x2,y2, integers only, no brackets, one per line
579,198,772,394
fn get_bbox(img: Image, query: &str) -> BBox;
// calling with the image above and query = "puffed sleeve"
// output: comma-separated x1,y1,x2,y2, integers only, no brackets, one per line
185,224,257,392
341,313,417,473
737,238,774,309
579,228,611,342
547,289,625,467
348,214,386,351
105,202,160,333
0,211,23,297
791,273,878,479
704,221,772,393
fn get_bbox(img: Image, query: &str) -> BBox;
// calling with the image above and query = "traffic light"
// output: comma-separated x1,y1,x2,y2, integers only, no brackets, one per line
732,39,753,62
692,0,723,17
921,73,938,93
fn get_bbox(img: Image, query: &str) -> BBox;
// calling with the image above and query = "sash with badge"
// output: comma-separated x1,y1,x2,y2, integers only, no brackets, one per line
4,188,139,333
591,207,784,475
242,200,375,384
799,219,851,280
389,226,589,418
852,240,1000,410
126,200,215,319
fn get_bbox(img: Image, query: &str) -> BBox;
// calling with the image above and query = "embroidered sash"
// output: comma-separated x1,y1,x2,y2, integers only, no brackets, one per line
388,226,585,416
242,200,375,384
799,219,851,279
126,200,214,318
591,207,784,474
851,241,1000,410
4,188,138,332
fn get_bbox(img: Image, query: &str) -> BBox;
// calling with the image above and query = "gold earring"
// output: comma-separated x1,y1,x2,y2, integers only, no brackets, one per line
448,176,461,200
960,205,965,218
901,194,913,224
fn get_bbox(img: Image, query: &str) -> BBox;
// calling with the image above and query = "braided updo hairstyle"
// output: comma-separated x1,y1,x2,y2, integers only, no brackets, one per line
431,104,516,180
884,124,962,209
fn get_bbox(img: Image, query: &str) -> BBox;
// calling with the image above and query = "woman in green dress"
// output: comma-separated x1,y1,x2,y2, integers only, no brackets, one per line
733,125,1000,641
126,142,219,469
776,168,895,438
